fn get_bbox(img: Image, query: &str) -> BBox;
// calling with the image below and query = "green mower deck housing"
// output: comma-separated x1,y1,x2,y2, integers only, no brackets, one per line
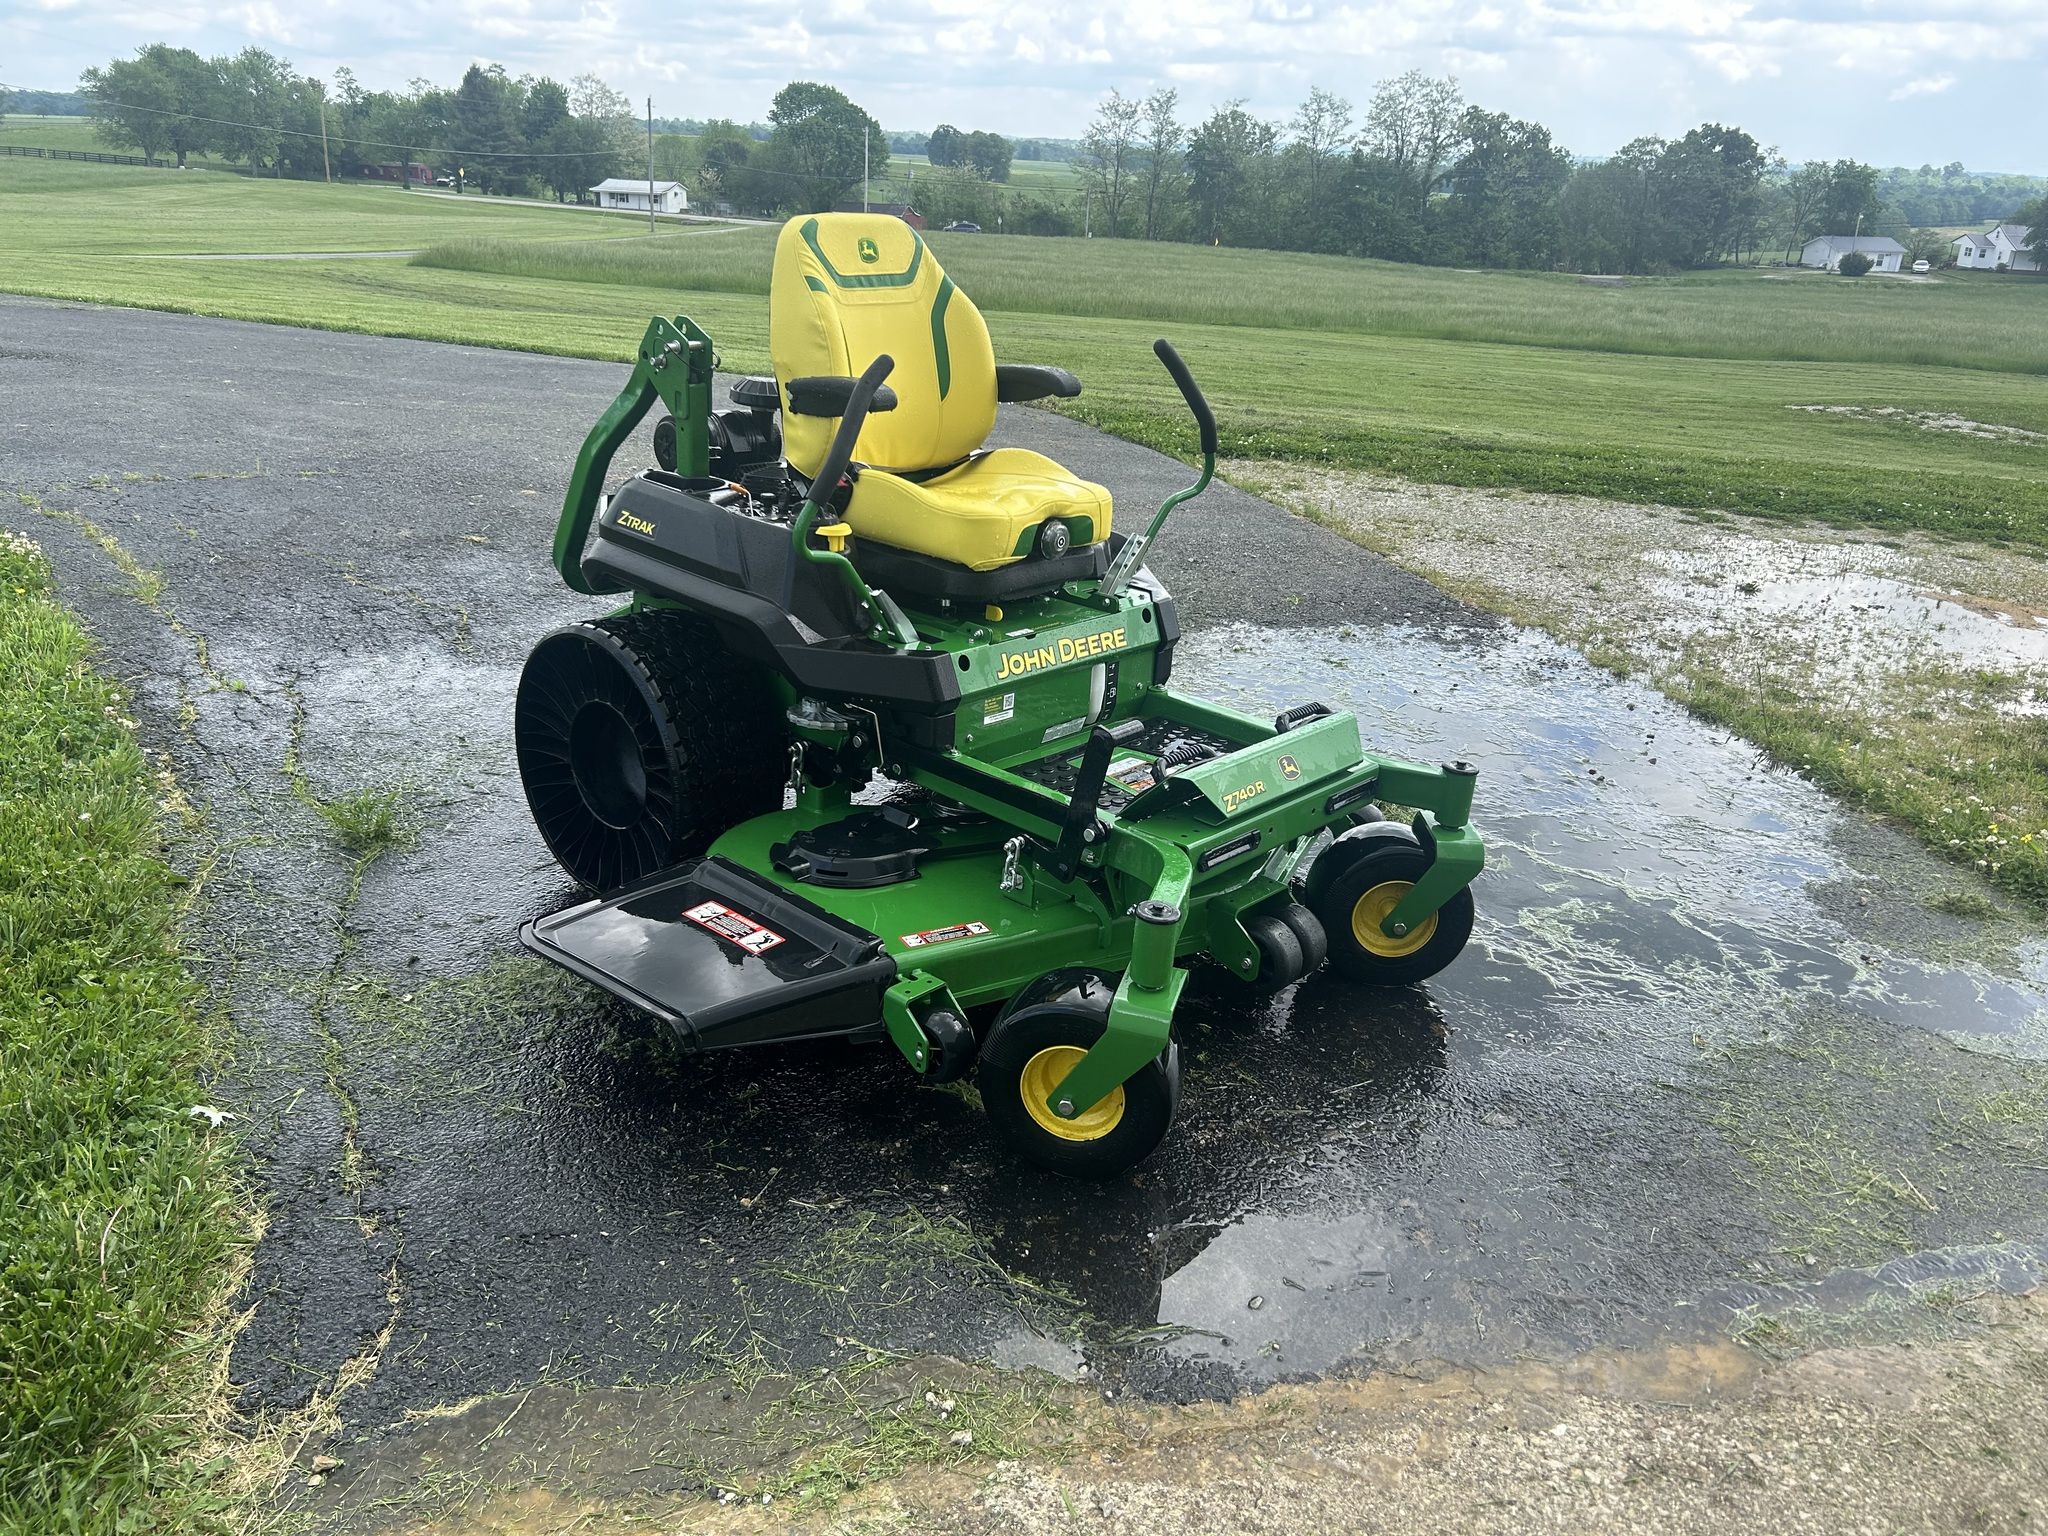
515,232,1485,1176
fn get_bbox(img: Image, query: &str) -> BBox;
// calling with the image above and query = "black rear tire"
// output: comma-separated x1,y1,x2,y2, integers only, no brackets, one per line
980,969,1179,1179
514,612,787,890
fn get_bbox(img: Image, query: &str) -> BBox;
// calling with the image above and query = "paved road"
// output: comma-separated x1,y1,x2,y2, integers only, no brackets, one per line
5,295,2044,1522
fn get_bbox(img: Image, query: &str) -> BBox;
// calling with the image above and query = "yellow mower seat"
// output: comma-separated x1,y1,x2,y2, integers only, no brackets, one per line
848,450,1110,572
770,214,1110,574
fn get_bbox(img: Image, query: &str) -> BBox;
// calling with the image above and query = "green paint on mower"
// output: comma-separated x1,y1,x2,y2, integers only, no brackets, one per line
515,274,1485,1178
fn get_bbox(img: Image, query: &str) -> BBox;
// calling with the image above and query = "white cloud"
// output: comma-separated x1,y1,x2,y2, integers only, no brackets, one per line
1889,72,1956,100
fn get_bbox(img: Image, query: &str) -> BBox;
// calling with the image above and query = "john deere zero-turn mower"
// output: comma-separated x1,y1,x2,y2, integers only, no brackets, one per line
514,213,1485,1176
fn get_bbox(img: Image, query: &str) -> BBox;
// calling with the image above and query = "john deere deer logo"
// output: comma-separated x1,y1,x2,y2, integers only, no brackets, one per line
857,237,880,264
1278,754,1301,781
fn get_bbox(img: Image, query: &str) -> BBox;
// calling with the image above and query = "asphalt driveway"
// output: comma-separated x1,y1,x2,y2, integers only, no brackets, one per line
4,294,2044,1522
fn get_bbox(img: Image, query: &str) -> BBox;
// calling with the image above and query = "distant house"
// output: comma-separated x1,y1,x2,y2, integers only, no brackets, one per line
361,163,434,184
1799,234,1905,272
589,178,687,214
832,201,925,230
1952,223,2038,272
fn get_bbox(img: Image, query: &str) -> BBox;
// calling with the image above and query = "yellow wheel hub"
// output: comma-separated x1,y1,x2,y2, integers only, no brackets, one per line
1350,879,1436,958
1019,1045,1125,1142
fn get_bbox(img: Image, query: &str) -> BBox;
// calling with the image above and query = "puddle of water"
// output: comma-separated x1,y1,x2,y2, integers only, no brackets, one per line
981,619,2048,1386
1639,537,2048,674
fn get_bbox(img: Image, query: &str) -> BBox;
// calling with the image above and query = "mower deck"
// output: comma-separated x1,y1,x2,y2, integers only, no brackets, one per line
522,855,897,1051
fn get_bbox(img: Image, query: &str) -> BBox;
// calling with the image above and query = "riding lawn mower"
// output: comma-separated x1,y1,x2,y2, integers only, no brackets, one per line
513,213,1486,1177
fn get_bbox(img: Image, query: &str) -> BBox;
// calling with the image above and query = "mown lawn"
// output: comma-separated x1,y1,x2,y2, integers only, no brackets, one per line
6,160,2044,545
0,524,244,1530
0,156,664,254
418,224,2048,373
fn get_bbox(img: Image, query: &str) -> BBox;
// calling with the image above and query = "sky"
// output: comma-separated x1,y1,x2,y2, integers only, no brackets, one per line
4,0,2044,173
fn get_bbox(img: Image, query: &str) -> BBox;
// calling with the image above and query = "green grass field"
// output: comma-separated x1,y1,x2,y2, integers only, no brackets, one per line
1,114,119,151
9,159,2039,546
418,223,2048,372
0,522,243,1530
0,157,676,254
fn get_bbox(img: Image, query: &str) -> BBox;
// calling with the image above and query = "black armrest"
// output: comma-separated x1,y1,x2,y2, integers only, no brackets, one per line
995,364,1082,403
785,376,899,417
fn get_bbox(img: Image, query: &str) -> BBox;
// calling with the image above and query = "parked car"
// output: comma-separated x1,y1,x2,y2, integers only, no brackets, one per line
941,221,981,234
1912,259,1931,273
434,175,456,188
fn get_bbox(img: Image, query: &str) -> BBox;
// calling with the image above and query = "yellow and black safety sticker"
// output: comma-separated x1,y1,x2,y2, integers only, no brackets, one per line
902,921,992,948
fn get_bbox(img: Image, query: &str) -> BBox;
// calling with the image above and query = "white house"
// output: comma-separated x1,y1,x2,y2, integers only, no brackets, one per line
1798,234,1905,272
1952,223,2038,272
589,178,688,214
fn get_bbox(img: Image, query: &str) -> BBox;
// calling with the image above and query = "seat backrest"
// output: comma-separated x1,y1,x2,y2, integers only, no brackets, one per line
770,214,997,478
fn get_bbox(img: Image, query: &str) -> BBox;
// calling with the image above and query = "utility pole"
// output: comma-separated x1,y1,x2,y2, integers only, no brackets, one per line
863,124,869,212
318,100,331,183
646,97,657,232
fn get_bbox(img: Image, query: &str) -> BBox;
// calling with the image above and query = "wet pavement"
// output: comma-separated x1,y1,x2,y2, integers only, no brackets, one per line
5,296,2046,1498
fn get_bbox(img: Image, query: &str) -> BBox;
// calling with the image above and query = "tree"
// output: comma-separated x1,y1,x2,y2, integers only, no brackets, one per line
522,77,569,147
1446,108,1571,267
2016,195,2048,269
1287,85,1352,239
927,123,964,166
1815,159,1882,238
1137,87,1184,240
695,118,760,210
1361,71,1466,214
214,47,295,175
1651,123,1768,266
0,85,12,119
450,63,521,192
571,72,639,162
1078,88,1143,237
539,115,617,202
1775,160,1830,261
1903,227,1950,266
764,80,884,213
963,130,1011,182
1185,100,1275,245
80,50,180,165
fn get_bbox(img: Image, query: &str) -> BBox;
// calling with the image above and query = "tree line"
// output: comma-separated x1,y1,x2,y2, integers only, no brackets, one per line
57,47,2045,271
76,44,640,196
1060,75,2037,273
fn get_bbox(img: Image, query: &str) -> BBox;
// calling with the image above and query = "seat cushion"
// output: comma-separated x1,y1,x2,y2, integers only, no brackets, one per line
847,448,1113,572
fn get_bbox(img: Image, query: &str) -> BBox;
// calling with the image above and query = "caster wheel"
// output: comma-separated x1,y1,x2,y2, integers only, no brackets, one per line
1314,842,1474,986
979,969,1179,1178
920,1009,975,1084
652,414,678,472
1243,912,1304,992
1273,901,1328,976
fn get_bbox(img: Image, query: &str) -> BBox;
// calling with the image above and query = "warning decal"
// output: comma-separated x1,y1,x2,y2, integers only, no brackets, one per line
1106,756,1158,796
683,900,785,954
902,921,992,949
